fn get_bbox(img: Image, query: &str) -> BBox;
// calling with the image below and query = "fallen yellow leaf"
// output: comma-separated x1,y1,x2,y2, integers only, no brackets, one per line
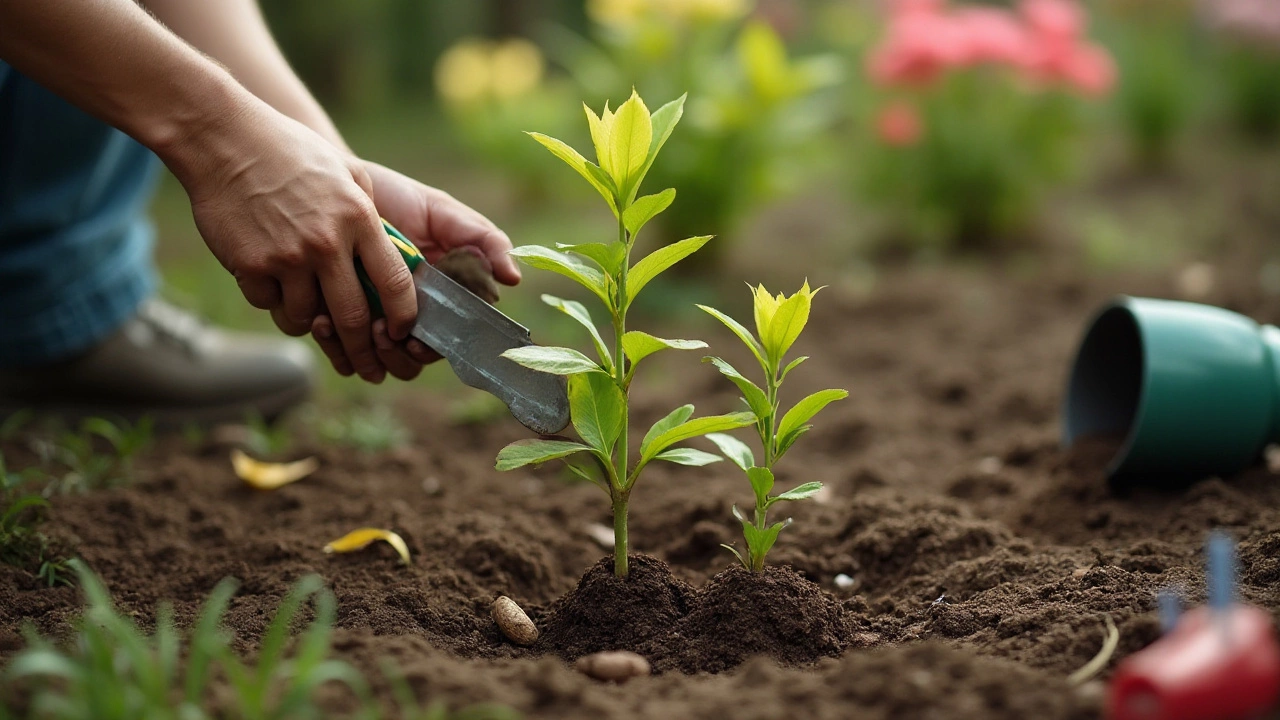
231,449,319,490
323,528,411,565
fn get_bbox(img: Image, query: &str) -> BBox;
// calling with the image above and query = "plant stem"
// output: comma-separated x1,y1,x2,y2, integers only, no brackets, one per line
611,212,631,578
612,490,629,577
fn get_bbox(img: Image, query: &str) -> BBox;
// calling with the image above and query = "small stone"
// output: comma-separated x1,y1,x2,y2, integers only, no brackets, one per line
1266,445,1280,474
491,596,538,646
421,476,442,496
976,456,1002,475
575,650,651,683
1072,567,1090,579
584,523,614,549
834,573,856,590
1176,262,1216,299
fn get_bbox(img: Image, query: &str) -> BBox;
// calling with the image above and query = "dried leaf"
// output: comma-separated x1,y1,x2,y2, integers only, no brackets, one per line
322,528,411,565
231,449,318,490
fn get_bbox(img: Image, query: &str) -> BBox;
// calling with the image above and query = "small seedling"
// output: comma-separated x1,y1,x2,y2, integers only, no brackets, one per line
698,283,848,571
494,90,756,577
35,416,153,493
0,454,68,587
2,561,512,719
311,403,410,452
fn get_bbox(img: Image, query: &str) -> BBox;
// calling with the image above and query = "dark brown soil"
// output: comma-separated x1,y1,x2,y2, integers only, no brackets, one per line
3,222,1280,717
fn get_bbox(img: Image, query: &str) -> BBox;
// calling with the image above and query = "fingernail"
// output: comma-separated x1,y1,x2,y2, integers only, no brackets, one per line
373,320,393,350
315,324,332,339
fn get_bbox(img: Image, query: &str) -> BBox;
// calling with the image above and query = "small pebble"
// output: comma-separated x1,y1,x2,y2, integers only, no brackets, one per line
575,650,651,683
1072,567,1090,579
1175,262,1216,299
491,596,538,646
585,523,615,549
421,476,442,496
1266,445,1280,474
834,573,856,590
976,456,1003,475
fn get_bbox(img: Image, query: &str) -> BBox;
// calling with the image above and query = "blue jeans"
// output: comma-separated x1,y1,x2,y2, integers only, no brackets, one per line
0,62,161,368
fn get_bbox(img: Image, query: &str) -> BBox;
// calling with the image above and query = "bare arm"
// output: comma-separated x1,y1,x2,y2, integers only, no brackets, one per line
140,0,348,151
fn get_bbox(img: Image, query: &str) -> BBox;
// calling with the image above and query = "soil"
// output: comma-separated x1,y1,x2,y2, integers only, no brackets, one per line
3,227,1280,716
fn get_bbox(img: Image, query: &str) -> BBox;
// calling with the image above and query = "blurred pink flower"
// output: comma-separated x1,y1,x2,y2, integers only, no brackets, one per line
1019,0,1083,45
952,7,1033,66
1058,45,1117,95
876,101,924,146
868,12,968,85
886,0,946,17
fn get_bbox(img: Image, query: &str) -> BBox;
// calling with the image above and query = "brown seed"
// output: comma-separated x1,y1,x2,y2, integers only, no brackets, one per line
491,596,538,646
574,650,651,683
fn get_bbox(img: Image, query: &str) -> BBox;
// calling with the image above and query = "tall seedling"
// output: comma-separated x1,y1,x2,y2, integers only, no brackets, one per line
495,91,755,577
700,283,848,571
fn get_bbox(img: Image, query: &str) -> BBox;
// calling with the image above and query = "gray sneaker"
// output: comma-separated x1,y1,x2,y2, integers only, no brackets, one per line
0,299,316,426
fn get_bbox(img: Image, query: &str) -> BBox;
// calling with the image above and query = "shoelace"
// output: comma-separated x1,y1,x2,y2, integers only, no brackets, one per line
134,299,208,356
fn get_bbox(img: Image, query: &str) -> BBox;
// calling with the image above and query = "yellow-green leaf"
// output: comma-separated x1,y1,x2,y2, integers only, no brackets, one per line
627,236,713,306
641,412,757,464
543,294,612,368
698,305,766,369
751,284,781,347
609,90,652,192
570,372,625,454
629,94,686,204
623,189,675,238
622,331,706,367
323,528,410,565
527,132,617,215
641,404,694,457
509,245,610,306
764,281,817,362
776,389,848,444
585,102,614,179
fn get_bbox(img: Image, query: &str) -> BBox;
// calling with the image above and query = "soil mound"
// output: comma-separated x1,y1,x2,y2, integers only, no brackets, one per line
658,564,858,674
537,555,693,661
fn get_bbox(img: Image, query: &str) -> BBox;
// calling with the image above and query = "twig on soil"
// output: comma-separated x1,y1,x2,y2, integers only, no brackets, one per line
1067,615,1119,686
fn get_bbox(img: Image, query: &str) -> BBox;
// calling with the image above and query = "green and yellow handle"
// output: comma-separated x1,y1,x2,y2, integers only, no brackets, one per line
356,219,425,317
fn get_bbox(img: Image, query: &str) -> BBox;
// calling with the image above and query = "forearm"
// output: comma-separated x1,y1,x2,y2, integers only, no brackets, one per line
0,0,253,181
141,0,350,153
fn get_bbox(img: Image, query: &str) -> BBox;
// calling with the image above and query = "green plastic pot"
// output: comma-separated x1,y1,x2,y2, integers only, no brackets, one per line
1063,296,1280,485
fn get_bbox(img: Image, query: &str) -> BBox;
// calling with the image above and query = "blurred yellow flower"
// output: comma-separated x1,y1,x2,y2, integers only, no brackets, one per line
435,37,545,106
587,0,750,26
490,39,545,99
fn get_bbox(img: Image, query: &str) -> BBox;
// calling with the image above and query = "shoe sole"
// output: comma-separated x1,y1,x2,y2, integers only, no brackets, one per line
0,383,312,431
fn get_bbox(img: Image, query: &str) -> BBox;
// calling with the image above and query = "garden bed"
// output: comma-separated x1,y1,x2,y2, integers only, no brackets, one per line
4,256,1280,718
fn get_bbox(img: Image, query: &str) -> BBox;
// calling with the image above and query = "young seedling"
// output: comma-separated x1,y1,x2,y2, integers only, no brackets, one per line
698,283,848,571
494,90,756,577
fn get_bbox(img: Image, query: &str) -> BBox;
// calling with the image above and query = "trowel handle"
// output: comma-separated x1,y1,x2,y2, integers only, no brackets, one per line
356,219,426,317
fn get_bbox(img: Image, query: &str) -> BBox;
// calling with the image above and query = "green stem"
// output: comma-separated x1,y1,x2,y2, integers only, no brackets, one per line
611,211,631,578
751,361,783,572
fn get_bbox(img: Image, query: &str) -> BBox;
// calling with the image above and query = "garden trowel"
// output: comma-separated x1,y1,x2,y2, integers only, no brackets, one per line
356,220,570,435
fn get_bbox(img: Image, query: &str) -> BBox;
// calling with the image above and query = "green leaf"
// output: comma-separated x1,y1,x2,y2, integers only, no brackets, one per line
610,90,653,195
731,504,749,524
501,346,603,375
722,542,749,569
0,494,47,529
642,412,757,463
508,245,609,305
747,466,775,504
630,94,686,204
543,294,612,368
557,242,625,276
776,424,811,457
641,404,694,456
496,439,593,471
584,102,614,178
780,355,809,381
654,448,723,467
704,432,755,472
763,289,812,364
774,481,823,502
748,520,788,566
569,372,625,454
777,389,848,442
627,236,713,306
703,357,770,419
698,305,766,368
623,189,675,237
622,331,707,368
527,132,617,216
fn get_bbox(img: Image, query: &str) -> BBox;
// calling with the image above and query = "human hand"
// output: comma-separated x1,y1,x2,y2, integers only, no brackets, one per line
309,161,519,381
178,100,417,384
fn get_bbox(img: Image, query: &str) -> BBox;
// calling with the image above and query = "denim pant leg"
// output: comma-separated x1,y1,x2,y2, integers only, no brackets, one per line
0,62,161,368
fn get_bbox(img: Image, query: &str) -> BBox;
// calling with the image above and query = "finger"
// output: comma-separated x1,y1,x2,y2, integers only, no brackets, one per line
271,275,320,337
406,338,441,365
423,190,521,285
355,229,418,342
311,315,354,376
316,241,385,384
373,319,424,382
236,274,283,310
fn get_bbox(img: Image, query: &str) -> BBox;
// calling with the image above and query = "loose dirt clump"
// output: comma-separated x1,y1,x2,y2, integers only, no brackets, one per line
657,564,862,674
536,555,694,661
